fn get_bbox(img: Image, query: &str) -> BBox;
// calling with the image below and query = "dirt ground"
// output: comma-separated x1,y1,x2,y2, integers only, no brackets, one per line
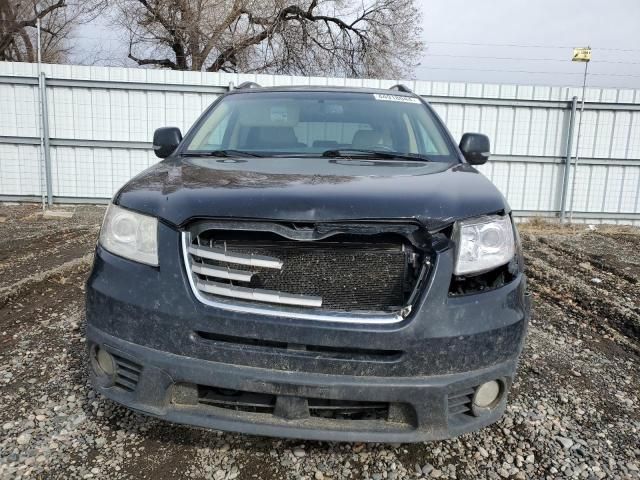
0,204,638,480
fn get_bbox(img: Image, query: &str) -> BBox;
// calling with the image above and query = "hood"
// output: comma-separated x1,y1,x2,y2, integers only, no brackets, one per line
115,156,510,230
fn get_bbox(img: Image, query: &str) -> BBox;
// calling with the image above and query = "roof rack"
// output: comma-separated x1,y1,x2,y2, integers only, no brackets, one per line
389,84,412,93
236,81,261,89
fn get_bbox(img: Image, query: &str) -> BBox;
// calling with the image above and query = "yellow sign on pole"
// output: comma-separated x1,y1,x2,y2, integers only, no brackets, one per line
572,47,591,62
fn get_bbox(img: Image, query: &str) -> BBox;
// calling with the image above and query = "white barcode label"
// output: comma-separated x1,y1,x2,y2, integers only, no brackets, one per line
373,93,421,104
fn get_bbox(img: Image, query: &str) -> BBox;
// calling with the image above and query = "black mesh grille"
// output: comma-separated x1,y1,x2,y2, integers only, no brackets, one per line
226,243,405,310
190,231,422,312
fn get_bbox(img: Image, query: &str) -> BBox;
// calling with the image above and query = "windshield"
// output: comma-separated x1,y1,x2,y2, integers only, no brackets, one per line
184,91,457,162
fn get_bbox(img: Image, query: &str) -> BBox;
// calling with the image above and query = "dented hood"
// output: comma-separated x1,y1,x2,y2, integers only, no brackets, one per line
115,156,510,230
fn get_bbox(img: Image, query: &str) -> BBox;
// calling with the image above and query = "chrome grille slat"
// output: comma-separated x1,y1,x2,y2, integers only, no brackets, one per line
191,263,253,282
196,279,323,307
188,245,283,269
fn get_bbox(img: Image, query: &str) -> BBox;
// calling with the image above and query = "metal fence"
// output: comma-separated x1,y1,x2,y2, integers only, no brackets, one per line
1,61,639,225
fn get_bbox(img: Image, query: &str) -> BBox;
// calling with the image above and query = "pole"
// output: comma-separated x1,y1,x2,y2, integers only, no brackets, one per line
40,72,53,206
568,60,589,223
37,18,46,210
560,96,578,224
36,18,53,207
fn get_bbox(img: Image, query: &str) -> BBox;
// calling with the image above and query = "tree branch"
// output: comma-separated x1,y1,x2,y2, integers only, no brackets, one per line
128,52,178,69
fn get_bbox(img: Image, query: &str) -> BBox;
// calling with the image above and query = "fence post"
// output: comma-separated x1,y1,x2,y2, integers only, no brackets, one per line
559,96,578,223
38,72,53,205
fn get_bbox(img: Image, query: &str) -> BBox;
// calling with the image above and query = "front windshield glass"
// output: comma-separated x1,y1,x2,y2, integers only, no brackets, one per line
185,91,457,162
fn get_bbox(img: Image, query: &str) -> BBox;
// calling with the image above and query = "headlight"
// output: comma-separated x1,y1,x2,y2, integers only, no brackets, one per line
454,215,514,275
99,204,158,266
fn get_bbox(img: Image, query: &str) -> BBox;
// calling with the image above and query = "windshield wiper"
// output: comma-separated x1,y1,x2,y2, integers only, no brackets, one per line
321,148,431,162
180,150,263,157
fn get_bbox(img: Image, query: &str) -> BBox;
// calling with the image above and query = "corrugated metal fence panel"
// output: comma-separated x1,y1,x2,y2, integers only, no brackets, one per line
568,164,640,215
0,144,42,196
571,110,640,159
0,64,42,196
1,61,639,224
46,86,220,142
431,103,572,158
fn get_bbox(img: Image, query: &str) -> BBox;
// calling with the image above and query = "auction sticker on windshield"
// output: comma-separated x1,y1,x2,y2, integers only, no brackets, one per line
373,93,421,104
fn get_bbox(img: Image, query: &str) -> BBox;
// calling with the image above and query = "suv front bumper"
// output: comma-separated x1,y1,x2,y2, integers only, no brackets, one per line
86,224,529,442
88,324,521,443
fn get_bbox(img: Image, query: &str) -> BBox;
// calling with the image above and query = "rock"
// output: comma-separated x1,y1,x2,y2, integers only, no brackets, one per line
16,433,32,445
213,469,225,480
314,471,324,480
556,436,574,450
478,446,489,458
72,413,87,426
293,447,306,458
422,463,434,475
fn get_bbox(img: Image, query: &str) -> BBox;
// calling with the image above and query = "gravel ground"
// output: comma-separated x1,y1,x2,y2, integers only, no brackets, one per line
0,204,638,480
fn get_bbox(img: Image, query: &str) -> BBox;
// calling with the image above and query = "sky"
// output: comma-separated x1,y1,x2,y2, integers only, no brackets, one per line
72,0,640,89
416,0,640,88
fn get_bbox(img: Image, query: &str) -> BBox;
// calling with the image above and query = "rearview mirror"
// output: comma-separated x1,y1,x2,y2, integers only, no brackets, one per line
459,133,490,165
153,127,182,158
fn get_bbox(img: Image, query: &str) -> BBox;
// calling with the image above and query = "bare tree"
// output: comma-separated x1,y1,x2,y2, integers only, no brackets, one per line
0,0,102,63
116,0,424,77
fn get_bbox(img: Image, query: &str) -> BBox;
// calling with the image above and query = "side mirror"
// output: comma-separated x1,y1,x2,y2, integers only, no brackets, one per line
459,133,490,165
153,127,182,158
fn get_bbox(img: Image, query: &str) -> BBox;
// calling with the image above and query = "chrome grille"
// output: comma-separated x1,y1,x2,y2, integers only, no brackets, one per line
182,226,425,320
187,242,322,307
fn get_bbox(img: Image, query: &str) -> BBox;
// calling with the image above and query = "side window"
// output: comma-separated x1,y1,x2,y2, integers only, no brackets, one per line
412,119,439,154
413,110,452,155
202,115,230,149
187,102,232,150
402,114,418,152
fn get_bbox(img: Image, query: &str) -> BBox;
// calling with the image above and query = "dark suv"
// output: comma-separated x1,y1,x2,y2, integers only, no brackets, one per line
86,83,529,442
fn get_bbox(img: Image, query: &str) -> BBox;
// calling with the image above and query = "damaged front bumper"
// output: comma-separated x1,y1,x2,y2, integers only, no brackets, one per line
85,222,530,442
87,324,521,442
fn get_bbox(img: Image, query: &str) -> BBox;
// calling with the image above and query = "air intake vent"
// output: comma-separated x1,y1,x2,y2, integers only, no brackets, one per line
112,354,142,392
447,388,474,418
195,385,402,423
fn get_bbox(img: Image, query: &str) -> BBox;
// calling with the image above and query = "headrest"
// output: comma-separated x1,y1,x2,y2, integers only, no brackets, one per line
244,126,301,148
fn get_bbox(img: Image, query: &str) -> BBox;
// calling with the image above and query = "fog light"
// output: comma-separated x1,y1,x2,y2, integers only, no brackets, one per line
473,380,502,409
94,346,116,377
